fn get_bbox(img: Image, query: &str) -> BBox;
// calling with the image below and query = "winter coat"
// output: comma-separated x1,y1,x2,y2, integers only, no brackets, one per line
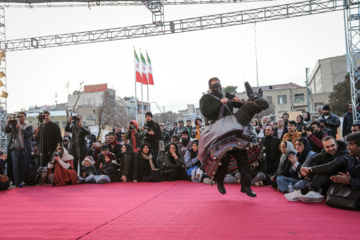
303,140,350,175
5,121,33,154
317,112,341,138
259,136,281,176
65,122,91,154
142,120,161,151
99,161,121,182
342,111,353,138
348,156,360,189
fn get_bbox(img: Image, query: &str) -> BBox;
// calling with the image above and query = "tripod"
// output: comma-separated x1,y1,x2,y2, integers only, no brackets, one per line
36,117,46,184
72,119,81,174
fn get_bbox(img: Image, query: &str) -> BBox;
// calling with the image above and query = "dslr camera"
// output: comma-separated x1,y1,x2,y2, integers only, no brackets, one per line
303,124,313,132
72,115,80,122
37,112,46,123
52,151,63,158
140,126,151,137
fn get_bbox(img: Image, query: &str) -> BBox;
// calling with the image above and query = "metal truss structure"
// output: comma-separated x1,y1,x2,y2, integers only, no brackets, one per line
142,0,164,24
346,0,360,123
0,7,7,151
0,0,275,8
0,0,345,51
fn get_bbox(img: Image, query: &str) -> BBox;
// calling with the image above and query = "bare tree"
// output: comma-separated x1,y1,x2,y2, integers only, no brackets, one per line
153,111,180,130
97,89,116,138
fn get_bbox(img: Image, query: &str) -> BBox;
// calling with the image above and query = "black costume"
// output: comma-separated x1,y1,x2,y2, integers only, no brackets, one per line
38,121,62,166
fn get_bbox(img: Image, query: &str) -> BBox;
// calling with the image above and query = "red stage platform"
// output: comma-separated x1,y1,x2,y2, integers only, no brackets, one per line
0,181,358,239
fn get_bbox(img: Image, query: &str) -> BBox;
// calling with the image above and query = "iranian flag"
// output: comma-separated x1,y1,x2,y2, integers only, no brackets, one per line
134,50,142,83
146,52,154,85
140,52,148,85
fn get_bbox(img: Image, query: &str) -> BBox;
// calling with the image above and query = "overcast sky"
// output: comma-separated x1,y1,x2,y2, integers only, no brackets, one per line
2,0,347,114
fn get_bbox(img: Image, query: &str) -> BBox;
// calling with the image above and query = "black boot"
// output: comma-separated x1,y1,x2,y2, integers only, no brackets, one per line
241,186,256,197
217,181,226,194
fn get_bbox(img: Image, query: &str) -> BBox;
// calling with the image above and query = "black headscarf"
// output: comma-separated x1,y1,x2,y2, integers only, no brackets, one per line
189,140,199,159
121,143,135,158
296,138,312,164
140,143,152,156
167,143,179,165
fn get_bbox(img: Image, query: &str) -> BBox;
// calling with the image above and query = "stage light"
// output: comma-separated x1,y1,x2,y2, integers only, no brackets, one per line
0,71,5,79
0,80,4,87
0,52,5,62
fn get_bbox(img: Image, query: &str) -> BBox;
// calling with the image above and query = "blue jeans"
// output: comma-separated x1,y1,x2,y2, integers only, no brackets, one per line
94,175,111,183
11,149,31,186
276,175,307,193
78,174,95,182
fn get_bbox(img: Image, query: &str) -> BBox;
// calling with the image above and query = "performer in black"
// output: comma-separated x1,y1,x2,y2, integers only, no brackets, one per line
200,77,257,197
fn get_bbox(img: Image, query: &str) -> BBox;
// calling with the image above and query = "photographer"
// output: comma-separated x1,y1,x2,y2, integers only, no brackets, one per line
141,112,161,165
125,120,141,153
34,111,62,167
303,121,328,153
317,104,340,138
65,115,91,174
47,147,77,186
5,112,33,188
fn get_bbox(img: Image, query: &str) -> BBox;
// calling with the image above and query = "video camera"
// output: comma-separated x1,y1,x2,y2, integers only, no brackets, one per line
37,112,46,124
8,115,17,128
140,126,151,137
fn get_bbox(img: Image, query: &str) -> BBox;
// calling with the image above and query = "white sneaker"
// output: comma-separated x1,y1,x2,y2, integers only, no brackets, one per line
299,191,324,203
284,190,302,201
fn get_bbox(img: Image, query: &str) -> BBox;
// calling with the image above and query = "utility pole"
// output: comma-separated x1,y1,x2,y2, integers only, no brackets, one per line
305,67,310,113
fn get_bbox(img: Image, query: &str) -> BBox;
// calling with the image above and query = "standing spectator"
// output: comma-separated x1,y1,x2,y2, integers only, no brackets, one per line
351,124,360,133
282,113,290,130
185,120,193,137
87,140,102,168
35,111,62,167
260,125,282,177
343,101,353,138
317,105,323,117
87,133,97,151
114,126,123,143
160,123,170,146
317,104,341,138
169,122,178,137
142,112,161,166
65,115,91,174
174,120,187,136
296,115,304,132
274,117,288,140
126,120,141,153
62,137,70,152
121,132,129,144
281,120,302,147
303,112,311,125
303,121,328,153
252,119,264,138
5,112,33,188
191,117,204,139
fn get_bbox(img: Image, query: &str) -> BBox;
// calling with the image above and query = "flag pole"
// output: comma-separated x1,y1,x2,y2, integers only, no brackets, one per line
140,48,144,126
134,47,138,122
146,50,150,112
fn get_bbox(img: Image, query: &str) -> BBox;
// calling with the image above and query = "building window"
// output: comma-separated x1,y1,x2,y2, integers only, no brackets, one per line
278,95,287,104
93,109,96,115
295,94,305,103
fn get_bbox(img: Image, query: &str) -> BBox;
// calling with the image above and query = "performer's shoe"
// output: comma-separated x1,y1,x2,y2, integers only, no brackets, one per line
217,181,226,194
241,186,257,197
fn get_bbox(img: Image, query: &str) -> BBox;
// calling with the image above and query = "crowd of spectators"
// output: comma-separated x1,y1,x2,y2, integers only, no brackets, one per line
0,103,359,210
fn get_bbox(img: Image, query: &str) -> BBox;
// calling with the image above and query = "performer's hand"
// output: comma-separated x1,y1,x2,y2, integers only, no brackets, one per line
233,96,244,103
220,98,229,104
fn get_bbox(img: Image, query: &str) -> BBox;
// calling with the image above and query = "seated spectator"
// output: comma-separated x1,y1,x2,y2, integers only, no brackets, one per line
121,132,129,144
125,120,141,153
270,141,296,190
296,115,304,132
281,120,302,147
78,156,96,183
351,124,360,134
47,147,77,186
120,144,135,183
184,140,203,182
98,145,114,169
108,132,122,160
133,143,164,182
277,138,316,193
0,154,10,191
160,123,170,146
96,153,120,184
163,143,187,181
249,157,267,186
330,132,360,192
88,140,102,168
178,130,191,158
62,137,70,152
303,121,328,153
285,136,350,202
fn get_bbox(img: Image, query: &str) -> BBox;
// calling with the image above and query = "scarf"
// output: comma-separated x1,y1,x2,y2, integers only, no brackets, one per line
60,147,74,162
131,131,138,152
296,138,311,164
141,152,157,171
277,141,296,172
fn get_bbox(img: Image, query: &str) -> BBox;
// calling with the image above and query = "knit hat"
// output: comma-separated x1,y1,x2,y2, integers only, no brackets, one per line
145,112,153,118
323,104,331,111
82,156,95,166
173,122,178,126
105,152,116,161
178,119,184,123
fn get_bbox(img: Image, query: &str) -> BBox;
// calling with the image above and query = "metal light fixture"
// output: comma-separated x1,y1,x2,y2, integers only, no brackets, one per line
0,90,8,98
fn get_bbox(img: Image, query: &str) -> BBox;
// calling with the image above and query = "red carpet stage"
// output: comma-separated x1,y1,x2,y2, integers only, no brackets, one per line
0,181,358,239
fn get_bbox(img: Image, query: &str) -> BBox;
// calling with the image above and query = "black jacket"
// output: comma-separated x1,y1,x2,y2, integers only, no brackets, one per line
348,156,360,189
65,122,91,153
342,111,353,138
317,112,340,138
80,165,96,177
99,161,120,182
142,120,161,151
200,93,243,123
303,140,350,175
259,136,282,176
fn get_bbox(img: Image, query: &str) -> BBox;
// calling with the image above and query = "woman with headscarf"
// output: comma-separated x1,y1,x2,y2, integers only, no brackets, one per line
133,143,164,182
277,137,316,193
120,144,135,182
269,141,296,190
96,152,120,183
163,143,186,181
184,140,203,182
125,120,141,153
47,147,77,186
296,115,304,132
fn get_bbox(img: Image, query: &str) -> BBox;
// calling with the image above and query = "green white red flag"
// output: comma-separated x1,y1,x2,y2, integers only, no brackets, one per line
134,50,142,83
146,52,154,85
140,52,148,85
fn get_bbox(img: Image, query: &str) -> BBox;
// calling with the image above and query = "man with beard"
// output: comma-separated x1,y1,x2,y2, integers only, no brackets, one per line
142,112,161,165
260,125,282,177
34,111,62,167
200,77,256,197
285,136,350,202
281,120,302,148
178,130,191,159
317,104,340,138
303,121,328,153
107,132,122,161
